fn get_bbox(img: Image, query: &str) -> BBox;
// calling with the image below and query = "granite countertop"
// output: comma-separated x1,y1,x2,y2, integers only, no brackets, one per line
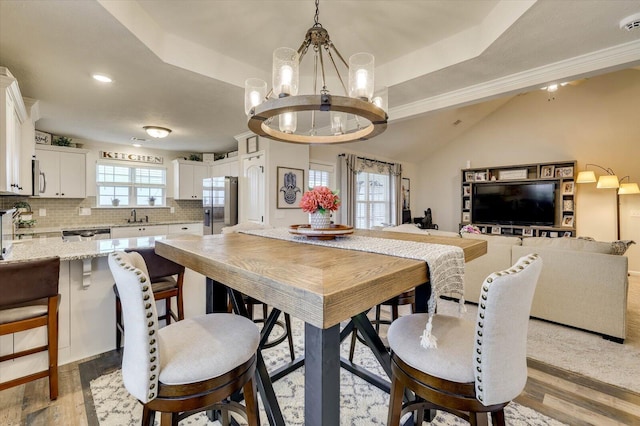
3,235,166,262
15,221,201,236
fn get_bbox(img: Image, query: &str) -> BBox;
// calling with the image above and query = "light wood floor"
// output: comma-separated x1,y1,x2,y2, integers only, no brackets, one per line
2,276,639,426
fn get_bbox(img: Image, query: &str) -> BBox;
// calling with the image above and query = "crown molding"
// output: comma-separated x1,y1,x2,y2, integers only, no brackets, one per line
390,39,640,122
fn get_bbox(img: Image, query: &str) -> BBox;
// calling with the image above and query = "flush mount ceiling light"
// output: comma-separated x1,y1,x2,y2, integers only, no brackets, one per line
92,73,113,83
245,0,387,144
143,126,172,138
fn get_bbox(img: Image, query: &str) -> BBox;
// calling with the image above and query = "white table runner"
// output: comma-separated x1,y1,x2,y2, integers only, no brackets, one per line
241,227,466,348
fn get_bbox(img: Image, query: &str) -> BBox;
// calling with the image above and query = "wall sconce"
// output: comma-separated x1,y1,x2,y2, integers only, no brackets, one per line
577,164,639,239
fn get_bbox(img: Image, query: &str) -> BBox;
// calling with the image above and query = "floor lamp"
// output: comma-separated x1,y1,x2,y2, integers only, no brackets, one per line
577,164,640,240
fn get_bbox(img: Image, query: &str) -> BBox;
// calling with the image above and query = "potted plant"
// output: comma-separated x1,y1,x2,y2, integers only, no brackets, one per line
300,186,341,229
111,198,120,207
54,136,73,147
148,196,156,206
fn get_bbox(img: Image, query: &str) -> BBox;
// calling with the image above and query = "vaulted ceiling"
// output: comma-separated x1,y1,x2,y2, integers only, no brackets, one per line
1,1,639,162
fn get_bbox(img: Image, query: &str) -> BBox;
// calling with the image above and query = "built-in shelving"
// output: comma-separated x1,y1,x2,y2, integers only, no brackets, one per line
461,161,576,237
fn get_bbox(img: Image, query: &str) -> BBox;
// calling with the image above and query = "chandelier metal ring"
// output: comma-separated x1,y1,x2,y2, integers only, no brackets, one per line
248,94,387,144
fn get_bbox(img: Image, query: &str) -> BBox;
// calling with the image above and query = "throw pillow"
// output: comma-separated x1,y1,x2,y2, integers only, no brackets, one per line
611,240,636,255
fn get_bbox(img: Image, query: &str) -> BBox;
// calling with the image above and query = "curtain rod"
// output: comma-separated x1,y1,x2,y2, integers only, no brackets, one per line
338,153,395,167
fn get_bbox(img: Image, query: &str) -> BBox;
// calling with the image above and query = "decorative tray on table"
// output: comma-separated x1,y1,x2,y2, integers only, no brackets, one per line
288,224,354,240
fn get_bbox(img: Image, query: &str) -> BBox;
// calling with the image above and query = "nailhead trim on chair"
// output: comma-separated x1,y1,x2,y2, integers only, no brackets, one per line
473,254,539,403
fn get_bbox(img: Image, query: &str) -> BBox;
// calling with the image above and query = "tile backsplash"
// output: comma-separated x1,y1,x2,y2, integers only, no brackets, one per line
1,196,202,228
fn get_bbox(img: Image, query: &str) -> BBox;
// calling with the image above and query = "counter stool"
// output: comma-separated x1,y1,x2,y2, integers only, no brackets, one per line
245,297,296,361
0,256,61,400
348,289,415,361
109,251,260,425
114,247,185,350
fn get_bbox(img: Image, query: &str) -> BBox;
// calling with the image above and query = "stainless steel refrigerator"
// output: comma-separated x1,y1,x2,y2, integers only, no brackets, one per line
203,176,238,234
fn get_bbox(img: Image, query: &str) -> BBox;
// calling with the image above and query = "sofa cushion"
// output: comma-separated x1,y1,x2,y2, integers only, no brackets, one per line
522,237,614,254
382,224,460,238
461,233,522,246
611,240,635,255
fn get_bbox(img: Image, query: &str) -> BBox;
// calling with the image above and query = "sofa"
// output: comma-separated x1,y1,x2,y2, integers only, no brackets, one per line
382,224,630,342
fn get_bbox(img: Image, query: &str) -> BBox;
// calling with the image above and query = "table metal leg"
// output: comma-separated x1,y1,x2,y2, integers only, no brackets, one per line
305,323,340,426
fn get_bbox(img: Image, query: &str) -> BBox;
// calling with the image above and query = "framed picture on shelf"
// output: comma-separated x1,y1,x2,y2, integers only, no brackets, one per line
474,172,487,182
541,231,548,237
522,228,533,237
276,166,305,209
549,232,558,238
563,231,572,237
491,226,501,235
540,165,555,178
462,212,470,223
563,199,574,211
464,199,470,210
463,185,471,196
562,181,574,195
465,171,474,182
246,135,259,154
562,215,574,227
35,130,52,145
555,166,574,178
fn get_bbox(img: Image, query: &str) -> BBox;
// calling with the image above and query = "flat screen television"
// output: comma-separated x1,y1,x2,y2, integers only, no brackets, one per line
472,181,556,226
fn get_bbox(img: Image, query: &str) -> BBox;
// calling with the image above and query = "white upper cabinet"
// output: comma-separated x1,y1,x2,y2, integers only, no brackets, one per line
36,146,87,198
210,158,239,178
0,67,28,194
173,159,208,200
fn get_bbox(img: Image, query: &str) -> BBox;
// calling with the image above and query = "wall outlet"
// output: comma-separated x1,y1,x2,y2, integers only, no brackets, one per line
79,208,91,216
170,207,175,214
39,208,46,217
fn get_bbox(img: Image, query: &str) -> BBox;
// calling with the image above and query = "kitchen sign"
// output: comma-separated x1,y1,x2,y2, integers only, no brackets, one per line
100,151,163,164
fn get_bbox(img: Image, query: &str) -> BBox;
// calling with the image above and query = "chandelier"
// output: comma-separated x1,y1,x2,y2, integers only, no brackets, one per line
245,0,388,144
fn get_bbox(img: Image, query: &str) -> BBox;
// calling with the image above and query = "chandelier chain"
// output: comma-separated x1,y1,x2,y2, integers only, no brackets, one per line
314,0,321,27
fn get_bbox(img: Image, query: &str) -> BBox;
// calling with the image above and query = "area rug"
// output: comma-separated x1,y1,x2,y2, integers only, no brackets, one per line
90,308,569,425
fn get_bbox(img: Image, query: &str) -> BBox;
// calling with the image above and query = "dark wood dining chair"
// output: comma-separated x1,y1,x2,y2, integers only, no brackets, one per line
114,247,185,350
0,256,61,400
387,254,542,426
349,289,415,361
109,251,260,425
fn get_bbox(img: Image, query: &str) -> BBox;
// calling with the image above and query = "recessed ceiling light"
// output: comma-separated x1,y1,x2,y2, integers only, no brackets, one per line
92,74,113,83
132,143,142,148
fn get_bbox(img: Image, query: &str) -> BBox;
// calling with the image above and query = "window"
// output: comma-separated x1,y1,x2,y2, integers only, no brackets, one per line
308,161,335,189
355,172,392,229
97,163,166,207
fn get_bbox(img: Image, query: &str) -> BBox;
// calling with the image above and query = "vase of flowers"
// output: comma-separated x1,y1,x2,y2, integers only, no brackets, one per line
300,186,341,229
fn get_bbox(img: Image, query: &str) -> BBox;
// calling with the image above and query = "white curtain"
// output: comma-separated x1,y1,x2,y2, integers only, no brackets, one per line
337,154,358,226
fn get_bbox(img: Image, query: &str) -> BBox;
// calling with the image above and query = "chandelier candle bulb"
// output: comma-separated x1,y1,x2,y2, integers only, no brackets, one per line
280,112,297,134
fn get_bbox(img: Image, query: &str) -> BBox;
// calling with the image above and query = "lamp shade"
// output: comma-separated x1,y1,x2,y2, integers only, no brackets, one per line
576,171,597,183
619,182,640,195
597,175,620,189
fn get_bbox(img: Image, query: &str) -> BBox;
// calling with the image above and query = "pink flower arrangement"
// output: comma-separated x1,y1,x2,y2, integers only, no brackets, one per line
300,186,341,214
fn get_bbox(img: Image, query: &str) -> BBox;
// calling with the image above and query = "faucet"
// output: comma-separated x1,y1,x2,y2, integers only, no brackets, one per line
130,209,136,223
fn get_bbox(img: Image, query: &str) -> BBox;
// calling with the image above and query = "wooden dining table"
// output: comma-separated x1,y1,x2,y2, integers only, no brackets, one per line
155,229,486,426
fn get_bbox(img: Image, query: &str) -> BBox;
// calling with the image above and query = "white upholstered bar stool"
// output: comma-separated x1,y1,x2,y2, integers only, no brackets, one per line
109,251,260,426
387,254,542,426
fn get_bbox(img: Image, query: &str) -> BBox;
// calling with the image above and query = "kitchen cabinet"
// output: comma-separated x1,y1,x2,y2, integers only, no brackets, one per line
110,224,168,238
168,222,203,235
36,146,87,198
173,159,208,200
211,158,238,177
0,67,28,194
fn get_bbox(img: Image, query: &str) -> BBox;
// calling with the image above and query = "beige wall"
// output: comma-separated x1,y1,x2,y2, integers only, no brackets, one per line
414,69,640,272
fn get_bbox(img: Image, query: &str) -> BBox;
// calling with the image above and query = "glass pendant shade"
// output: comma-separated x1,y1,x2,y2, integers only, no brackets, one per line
273,47,299,97
348,53,374,100
576,170,597,183
619,182,640,195
597,175,619,189
372,87,388,111
330,111,348,135
244,78,267,115
279,112,297,133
